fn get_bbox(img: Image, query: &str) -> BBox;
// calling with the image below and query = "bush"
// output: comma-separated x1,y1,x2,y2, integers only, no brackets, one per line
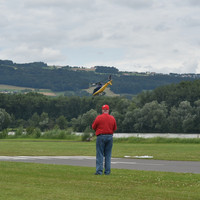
82,127,93,141
42,128,74,139
81,132,91,141
33,128,41,138
15,127,23,137
0,129,8,139
26,127,35,135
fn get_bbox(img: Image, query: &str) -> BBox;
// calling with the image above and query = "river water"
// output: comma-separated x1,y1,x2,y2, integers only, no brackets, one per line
113,133,200,138
75,132,200,138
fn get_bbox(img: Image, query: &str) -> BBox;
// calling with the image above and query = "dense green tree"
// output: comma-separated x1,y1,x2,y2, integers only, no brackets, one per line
29,113,40,127
122,110,136,132
111,111,123,132
71,116,83,132
132,101,168,133
0,108,11,131
136,80,200,107
39,112,49,131
190,100,200,133
56,115,68,129
71,109,98,132
95,66,119,74
81,109,98,131
167,101,194,133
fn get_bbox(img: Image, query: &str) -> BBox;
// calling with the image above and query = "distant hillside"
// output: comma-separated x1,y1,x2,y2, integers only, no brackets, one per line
0,59,199,96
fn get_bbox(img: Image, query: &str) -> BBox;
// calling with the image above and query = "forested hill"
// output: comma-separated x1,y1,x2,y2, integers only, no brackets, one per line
0,59,199,96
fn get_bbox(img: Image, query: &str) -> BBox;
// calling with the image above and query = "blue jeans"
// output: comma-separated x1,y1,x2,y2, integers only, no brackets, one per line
96,134,113,175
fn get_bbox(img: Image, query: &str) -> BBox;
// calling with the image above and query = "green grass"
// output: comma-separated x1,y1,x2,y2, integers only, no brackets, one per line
0,139,200,161
0,162,200,200
0,139,200,200
113,143,200,161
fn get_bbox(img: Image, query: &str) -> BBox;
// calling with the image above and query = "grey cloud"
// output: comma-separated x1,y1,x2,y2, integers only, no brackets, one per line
187,0,200,6
181,60,199,73
179,16,200,27
110,0,154,9
173,0,200,7
107,33,125,40
73,31,103,42
24,0,96,11
155,23,171,31
1,45,65,64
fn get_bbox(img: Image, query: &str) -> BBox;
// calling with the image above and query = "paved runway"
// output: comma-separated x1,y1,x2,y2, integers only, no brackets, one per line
0,156,200,174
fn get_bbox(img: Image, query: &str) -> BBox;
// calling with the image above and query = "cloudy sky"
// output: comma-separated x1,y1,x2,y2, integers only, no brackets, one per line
1,0,200,73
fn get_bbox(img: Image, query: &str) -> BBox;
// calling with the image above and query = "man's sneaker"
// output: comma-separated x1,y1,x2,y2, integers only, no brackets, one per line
94,173,102,175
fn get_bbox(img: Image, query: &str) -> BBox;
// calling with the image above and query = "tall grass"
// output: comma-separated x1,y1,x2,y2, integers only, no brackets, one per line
1,128,81,141
41,128,79,140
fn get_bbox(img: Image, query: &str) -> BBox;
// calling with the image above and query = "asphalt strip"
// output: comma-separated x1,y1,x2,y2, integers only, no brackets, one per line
1,156,200,174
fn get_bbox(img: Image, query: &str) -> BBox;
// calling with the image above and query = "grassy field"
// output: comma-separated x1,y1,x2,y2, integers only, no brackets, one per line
0,84,56,96
0,161,200,200
0,139,200,200
0,84,33,90
0,139,200,161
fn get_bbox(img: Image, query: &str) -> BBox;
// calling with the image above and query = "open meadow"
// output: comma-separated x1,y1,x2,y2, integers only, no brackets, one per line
0,139,200,200
0,84,57,96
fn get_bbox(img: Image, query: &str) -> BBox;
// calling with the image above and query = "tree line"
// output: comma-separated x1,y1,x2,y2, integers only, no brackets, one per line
1,79,200,134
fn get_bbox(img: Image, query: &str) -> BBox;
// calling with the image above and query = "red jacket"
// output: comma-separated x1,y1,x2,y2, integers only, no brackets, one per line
92,113,117,136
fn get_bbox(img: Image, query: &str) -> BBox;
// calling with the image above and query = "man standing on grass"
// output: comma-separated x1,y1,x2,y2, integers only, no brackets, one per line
92,104,117,175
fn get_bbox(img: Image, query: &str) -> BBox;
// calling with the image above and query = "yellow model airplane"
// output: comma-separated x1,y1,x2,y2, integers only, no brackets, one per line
93,76,112,96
